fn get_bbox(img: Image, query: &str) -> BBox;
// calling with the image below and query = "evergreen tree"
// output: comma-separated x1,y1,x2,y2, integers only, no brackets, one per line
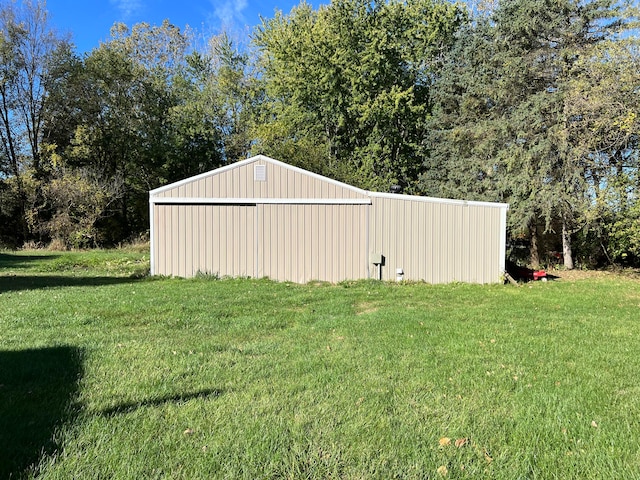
426,0,637,268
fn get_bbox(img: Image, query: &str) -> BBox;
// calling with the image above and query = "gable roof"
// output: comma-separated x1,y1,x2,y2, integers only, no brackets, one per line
150,155,370,203
149,154,508,210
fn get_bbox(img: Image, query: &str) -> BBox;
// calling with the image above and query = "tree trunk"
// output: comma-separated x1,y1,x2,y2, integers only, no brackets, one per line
530,222,540,269
562,219,574,270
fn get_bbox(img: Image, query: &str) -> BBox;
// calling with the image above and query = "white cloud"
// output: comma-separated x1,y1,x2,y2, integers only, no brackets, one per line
211,0,248,27
110,0,144,21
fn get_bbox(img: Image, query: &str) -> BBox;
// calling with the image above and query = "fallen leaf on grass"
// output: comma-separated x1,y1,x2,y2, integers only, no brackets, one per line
439,437,451,446
455,438,468,448
437,465,448,476
484,449,493,463
591,420,598,428
183,428,194,436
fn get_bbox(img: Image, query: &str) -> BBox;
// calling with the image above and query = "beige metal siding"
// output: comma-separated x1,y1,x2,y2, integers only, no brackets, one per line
369,197,503,283
257,204,368,283
153,202,368,282
153,204,256,278
154,158,369,200
150,156,507,284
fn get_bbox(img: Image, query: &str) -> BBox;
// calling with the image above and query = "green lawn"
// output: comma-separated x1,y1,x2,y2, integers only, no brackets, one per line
1,250,640,479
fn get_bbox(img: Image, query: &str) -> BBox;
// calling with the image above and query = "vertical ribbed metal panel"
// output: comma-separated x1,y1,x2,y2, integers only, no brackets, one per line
153,205,256,278
154,197,503,283
257,204,367,283
369,197,503,284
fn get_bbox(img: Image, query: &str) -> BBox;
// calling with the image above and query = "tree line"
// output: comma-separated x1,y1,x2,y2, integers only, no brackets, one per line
0,0,638,269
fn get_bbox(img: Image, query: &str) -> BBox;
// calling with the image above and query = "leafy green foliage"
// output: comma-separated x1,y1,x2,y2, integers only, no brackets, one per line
254,0,465,191
565,37,640,264
0,0,71,244
43,21,230,240
424,0,639,267
0,0,639,267
40,23,260,243
168,32,257,172
0,0,70,176
27,168,125,249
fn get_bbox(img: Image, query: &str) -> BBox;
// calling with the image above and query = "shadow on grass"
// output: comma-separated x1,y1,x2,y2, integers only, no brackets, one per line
0,275,146,293
99,388,224,417
0,346,84,479
0,252,61,270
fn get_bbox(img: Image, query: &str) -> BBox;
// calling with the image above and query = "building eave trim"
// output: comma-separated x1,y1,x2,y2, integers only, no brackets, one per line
367,191,510,210
150,197,372,205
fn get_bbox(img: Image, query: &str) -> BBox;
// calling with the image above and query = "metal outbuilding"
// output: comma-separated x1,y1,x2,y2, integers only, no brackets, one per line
149,155,509,284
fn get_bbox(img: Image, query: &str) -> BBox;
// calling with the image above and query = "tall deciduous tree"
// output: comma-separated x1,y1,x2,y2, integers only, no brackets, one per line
254,0,465,191
207,32,258,163
0,0,70,176
46,21,195,239
0,0,71,244
45,21,257,243
565,37,640,264
169,31,257,176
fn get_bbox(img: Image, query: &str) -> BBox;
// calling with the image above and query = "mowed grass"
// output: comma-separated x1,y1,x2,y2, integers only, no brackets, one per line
2,250,640,479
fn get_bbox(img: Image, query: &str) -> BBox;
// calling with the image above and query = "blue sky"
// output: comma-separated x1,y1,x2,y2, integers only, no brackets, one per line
46,0,321,53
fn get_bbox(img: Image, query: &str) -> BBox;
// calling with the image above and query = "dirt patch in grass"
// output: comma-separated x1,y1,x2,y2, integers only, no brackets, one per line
355,301,380,315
